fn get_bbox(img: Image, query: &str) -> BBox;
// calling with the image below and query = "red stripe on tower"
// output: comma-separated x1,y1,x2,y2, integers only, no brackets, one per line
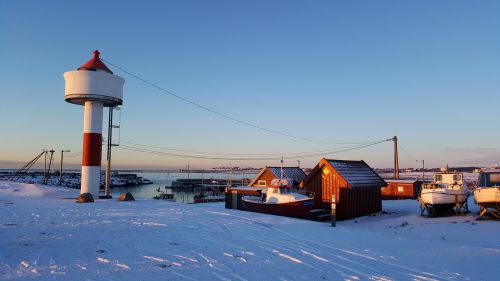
82,133,102,166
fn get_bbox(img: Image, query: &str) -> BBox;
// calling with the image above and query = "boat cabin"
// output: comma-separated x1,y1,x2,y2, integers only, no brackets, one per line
264,179,306,203
478,171,500,187
426,172,464,190
433,172,463,185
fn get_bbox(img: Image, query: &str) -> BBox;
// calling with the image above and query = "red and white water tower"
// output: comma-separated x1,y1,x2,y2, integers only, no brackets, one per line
64,50,124,198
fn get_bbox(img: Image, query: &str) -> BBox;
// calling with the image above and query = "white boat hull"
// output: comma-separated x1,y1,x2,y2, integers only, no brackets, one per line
421,189,468,205
474,187,500,205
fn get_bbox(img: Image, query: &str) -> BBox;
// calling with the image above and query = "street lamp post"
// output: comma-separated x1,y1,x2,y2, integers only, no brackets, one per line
60,150,71,186
416,160,425,181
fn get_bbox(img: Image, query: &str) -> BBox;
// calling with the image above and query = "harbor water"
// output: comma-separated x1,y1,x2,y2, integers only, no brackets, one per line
110,171,257,202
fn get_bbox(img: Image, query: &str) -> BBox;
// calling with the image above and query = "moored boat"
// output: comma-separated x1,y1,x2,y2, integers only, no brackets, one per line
242,179,314,217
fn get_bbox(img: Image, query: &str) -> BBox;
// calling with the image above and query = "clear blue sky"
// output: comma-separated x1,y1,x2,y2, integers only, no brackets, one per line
1,0,499,170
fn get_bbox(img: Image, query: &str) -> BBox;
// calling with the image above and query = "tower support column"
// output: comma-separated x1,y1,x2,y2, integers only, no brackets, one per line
81,101,103,197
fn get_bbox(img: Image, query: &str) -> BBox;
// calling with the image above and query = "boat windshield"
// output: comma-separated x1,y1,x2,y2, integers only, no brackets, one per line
280,188,292,194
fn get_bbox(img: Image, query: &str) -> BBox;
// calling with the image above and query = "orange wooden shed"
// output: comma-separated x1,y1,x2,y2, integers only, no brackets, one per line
300,158,386,220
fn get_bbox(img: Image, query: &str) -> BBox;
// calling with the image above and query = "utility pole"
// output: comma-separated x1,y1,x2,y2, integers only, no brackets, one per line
43,149,48,181
415,160,425,181
59,150,71,186
392,136,399,180
104,107,115,199
43,150,55,185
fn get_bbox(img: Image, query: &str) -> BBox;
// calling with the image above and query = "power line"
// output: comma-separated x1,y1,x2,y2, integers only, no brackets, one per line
114,139,390,161
64,152,82,158
109,139,362,156
398,143,417,161
102,58,370,145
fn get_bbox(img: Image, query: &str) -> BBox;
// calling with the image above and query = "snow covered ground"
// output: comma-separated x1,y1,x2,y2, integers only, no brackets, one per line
0,181,498,281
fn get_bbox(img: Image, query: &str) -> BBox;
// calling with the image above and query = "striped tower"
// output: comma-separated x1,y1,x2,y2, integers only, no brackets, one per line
64,50,124,198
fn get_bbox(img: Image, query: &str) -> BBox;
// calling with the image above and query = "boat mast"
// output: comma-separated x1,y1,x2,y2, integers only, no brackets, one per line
280,156,283,181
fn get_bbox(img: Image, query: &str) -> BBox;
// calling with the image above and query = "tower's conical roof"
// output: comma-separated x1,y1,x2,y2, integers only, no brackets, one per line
77,50,113,74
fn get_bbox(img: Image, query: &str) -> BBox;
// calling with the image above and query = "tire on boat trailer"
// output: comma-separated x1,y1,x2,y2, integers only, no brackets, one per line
428,206,436,218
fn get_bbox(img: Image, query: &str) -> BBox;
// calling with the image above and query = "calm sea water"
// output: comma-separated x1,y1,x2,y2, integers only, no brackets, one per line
110,171,257,200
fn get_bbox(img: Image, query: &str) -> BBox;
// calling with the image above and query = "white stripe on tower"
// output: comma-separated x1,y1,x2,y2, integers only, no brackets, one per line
81,101,103,197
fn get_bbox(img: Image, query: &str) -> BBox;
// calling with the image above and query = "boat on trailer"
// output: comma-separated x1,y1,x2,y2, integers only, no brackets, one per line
242,179,314,217
474,171,500,219
419,171,469,216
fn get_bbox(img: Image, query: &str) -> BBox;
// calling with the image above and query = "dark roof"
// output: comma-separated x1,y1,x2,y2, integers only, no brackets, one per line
249,166,306,186
327,159,386,188
267,167,306,183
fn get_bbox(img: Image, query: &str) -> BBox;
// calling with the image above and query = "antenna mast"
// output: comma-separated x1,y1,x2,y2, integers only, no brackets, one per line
280,157,283,181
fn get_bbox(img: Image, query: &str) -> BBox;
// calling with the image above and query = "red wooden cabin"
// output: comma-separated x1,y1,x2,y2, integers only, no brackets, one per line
300,158,386,220
382,180,422,200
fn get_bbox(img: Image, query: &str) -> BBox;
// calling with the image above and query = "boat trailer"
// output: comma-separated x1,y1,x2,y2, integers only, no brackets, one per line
477,202,500,220
418,194,469,217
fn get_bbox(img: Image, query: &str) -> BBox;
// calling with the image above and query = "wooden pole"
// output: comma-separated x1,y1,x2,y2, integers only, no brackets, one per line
422,160,425,181
43,150,48,183
59,150,70,186
331,194,337,227
44,150,55,185
393,136,399,180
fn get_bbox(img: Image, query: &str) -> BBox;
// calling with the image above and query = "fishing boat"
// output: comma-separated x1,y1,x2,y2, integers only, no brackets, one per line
419,170,468,215
241,179,314,217
474,171,500,219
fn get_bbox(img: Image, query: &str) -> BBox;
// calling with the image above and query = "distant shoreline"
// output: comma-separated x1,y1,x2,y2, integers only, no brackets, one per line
0,168,261,173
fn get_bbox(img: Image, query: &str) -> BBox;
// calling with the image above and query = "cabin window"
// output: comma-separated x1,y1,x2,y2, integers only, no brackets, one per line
489,174,500,183
258,180,266,186
397,186,404,192
435,175,442,181
453,175,462,181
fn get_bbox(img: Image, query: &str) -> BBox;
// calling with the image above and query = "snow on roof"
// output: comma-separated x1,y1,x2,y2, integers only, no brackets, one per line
268,167,305,183
328,159,386,188
385,179,421,184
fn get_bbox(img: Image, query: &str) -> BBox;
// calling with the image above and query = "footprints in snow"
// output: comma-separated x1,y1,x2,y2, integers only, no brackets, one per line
223,253,247,263
143,255,181,269
96,249,131,270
